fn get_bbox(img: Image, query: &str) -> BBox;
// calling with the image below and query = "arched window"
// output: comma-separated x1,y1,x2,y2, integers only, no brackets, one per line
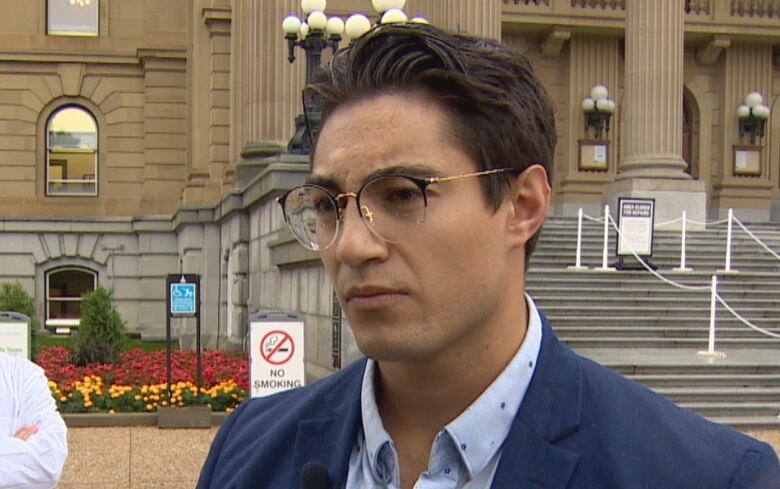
45,267,97,334
46,106,98,196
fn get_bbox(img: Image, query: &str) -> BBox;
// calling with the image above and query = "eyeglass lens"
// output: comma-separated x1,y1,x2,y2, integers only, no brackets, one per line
282,175,428,250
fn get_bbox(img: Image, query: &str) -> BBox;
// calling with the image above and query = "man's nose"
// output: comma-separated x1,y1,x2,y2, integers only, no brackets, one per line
334,200,388,266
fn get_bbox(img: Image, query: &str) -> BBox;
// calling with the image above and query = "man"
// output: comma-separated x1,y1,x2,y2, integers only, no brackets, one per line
0,352,68,489
198,24,780,488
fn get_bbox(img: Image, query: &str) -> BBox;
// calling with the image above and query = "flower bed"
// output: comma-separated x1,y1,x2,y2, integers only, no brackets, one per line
39,346,249,413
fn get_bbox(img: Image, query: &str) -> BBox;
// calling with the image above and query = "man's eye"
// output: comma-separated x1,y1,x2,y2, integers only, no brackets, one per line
384,187,422,205
312,196,335,214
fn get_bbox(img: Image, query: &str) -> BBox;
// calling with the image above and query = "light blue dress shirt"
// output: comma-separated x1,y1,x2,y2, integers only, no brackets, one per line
345,295,543,489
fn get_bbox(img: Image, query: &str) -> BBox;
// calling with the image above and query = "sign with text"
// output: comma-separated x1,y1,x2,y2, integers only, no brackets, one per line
617,198,655,257
249,311,305,398
169,282,197,316
0,312,31,359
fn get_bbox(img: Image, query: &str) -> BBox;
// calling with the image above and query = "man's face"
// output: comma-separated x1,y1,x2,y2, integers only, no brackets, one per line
312,93,519,364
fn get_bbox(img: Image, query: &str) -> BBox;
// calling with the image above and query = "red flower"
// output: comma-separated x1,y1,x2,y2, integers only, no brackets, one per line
39,346,249,391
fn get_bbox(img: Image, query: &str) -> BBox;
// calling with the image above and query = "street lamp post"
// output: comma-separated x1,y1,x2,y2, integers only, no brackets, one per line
737,92,771,145
281,0,426,154
581,84,616,140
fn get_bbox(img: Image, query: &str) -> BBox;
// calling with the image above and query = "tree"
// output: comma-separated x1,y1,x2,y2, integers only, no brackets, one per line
70,286,125,365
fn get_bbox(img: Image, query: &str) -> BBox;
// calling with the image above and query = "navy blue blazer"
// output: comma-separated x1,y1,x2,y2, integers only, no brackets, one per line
197,315,780,488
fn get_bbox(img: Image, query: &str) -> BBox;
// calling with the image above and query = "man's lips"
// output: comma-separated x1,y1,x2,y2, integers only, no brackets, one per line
343,286,408,308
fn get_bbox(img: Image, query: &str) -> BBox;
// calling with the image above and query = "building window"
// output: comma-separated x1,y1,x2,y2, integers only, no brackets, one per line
47,0,99,37
45,268,97,333
47,106,98,196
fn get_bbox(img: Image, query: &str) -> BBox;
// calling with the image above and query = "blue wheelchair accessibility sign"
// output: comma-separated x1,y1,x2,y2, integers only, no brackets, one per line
170,283,197,315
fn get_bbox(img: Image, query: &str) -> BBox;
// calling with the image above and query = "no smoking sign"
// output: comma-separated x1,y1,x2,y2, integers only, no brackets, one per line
249,312,305,398
260,330,295,365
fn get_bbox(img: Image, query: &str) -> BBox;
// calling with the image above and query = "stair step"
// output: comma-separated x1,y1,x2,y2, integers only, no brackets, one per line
561,337,780,349
703,416,780,430
628,374,780,387
554,327,780,339
656,387,780,403
678,402,780,417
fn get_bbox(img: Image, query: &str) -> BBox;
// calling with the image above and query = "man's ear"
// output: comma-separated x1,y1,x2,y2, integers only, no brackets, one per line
505,165,551,250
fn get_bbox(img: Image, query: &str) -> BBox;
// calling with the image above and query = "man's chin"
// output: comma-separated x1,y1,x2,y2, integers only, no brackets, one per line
354,337,428,364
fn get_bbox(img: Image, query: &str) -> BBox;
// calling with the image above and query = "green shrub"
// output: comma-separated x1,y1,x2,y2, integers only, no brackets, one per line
0,282,41,360
70,286,125,366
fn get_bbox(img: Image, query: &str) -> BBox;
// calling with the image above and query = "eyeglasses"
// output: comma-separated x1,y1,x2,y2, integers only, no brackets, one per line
276,168,517,251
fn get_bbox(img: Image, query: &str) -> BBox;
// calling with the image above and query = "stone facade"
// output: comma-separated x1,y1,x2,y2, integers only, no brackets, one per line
1,0,780,380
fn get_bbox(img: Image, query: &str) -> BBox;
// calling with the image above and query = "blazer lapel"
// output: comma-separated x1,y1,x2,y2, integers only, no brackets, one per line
491,316,582,488
491,423,579,488
289,359,366,489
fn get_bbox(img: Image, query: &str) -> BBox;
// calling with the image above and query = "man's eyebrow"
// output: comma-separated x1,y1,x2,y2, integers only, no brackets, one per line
368,164,438,179
306,163,439,190
304,175,338,189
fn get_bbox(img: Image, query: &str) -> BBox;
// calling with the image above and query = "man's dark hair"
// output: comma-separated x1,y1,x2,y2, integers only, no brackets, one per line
307,23,556,261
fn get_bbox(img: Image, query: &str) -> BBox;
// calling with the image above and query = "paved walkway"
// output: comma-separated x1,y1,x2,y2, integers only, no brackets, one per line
56,427,218,488
55,426,779,488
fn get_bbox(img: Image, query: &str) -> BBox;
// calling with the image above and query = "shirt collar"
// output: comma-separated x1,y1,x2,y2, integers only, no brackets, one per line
360,358,396,484
445,293,543,478
359,294,543,483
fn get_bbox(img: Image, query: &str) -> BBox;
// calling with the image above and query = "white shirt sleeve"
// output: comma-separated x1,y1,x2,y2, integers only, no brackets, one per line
0,355,68,489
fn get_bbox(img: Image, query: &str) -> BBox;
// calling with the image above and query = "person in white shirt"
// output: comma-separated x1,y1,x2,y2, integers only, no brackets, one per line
0,352,68,489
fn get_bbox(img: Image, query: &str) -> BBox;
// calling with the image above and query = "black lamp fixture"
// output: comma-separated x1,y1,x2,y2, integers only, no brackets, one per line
581,84,615,140
281,0,427,154
737,91,770,145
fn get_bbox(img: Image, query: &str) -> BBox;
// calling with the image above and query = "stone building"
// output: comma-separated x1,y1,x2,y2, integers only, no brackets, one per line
0,0,779,379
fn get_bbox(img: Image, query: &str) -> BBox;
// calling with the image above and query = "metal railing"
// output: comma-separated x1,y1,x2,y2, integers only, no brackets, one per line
567,207,780,356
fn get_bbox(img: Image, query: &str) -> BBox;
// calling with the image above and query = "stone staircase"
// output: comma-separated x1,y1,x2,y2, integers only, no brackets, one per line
527,215,780,429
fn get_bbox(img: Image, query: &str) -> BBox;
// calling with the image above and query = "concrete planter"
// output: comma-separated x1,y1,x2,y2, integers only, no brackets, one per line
62,410,229,428
157,405,213,429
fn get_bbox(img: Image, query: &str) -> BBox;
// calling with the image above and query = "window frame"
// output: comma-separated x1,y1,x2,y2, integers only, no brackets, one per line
45,267,97,331
46,0,100,38
45,105,99,197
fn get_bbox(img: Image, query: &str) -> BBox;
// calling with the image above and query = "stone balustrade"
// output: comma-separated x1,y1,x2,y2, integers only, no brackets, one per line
501,0,780,36
731,0,780,18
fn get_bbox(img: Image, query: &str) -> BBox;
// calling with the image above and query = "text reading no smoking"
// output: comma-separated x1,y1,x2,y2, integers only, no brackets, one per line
260,330,295,365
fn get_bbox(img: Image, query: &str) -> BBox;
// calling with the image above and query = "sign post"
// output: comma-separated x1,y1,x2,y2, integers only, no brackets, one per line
0,312,31,359
331,290,342,369
249,311,305,398
165,274,201,404
616,198,656,270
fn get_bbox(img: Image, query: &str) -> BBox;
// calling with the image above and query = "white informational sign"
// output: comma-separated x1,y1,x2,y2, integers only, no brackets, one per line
736,150,747,170
249,313,305,398
593,144,607,164
0,321,29,359
617,198,655,256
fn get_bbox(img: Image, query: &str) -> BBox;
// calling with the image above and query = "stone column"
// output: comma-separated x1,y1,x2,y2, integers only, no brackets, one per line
604,0,706,228
234,0,307,184
409,0,500,39
619,0,687,179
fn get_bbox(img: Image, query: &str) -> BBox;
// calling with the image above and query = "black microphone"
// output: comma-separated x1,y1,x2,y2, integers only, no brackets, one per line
300,461,331,489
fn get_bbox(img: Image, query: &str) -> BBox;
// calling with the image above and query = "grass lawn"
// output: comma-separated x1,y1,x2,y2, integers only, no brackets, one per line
38,335,169,352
